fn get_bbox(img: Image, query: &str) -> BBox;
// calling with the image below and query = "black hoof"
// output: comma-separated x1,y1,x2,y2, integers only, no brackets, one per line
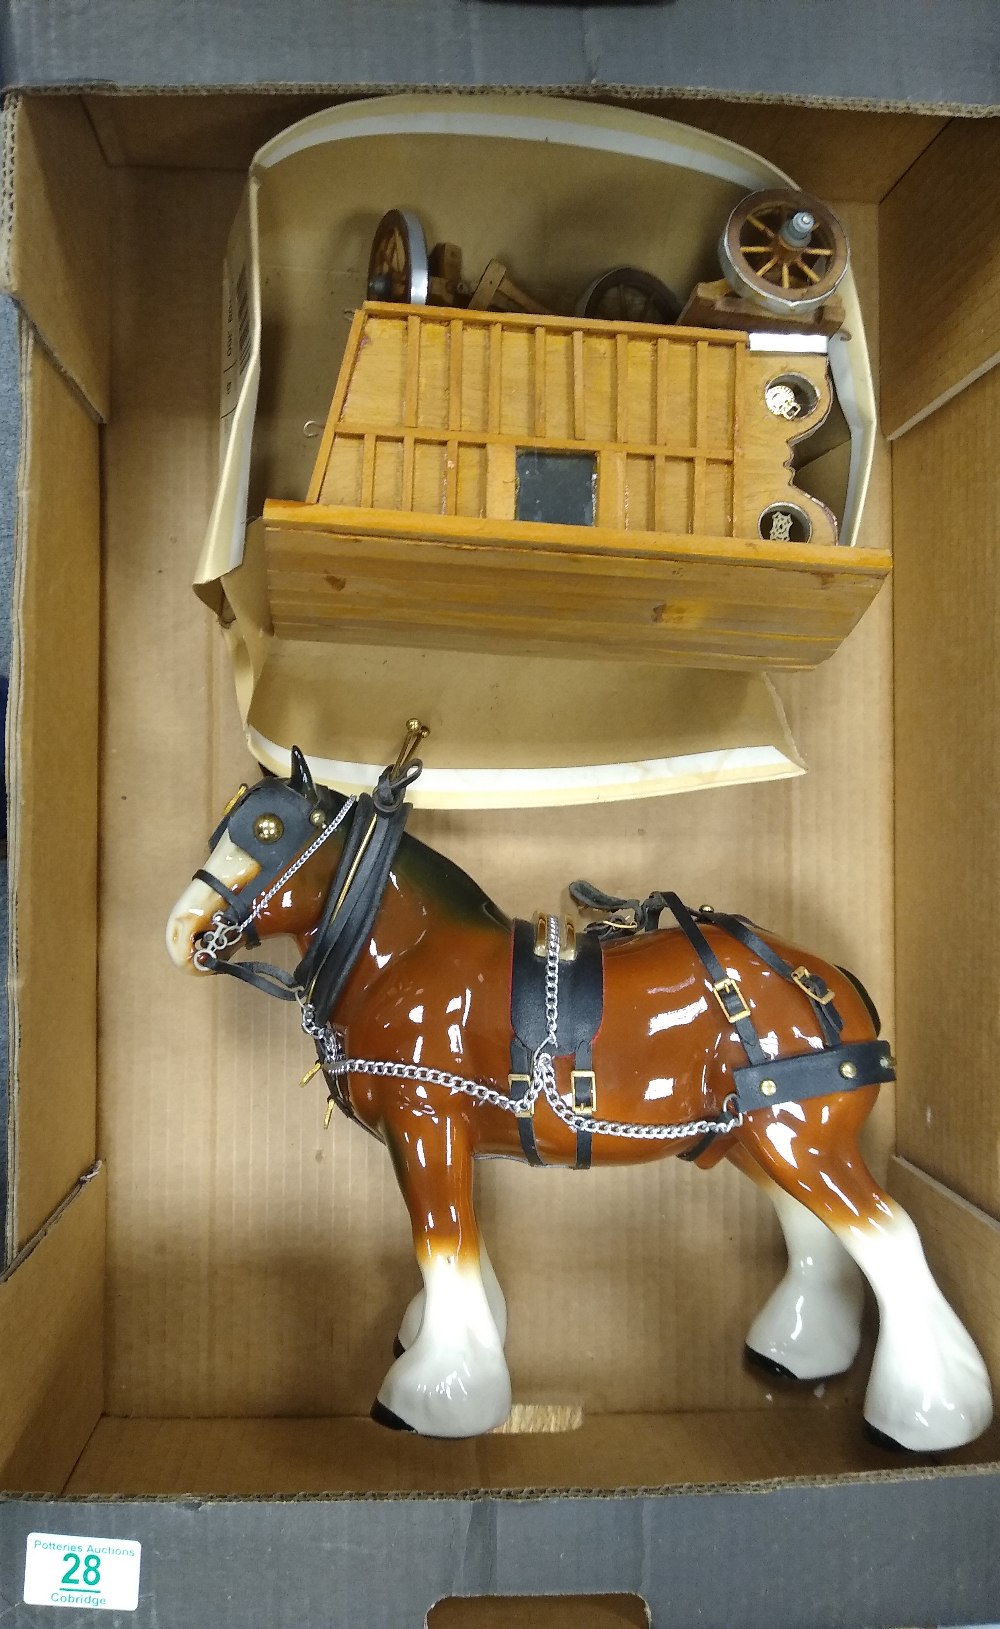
371,1398,415,1433
392,1336,406,1360
744,1344,799,1381
863,1421,909,1454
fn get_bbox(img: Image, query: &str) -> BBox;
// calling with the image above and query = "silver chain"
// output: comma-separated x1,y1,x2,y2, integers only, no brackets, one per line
305,913,742,1144
196,815,742,1145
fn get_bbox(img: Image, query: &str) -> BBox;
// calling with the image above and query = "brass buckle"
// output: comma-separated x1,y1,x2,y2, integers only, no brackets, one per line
712,977,751,1023
571,1069,596,1116
508,1073,534,1117
792,966,835,1005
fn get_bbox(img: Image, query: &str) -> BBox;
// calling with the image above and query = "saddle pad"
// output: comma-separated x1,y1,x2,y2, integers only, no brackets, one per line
510,919,603,1057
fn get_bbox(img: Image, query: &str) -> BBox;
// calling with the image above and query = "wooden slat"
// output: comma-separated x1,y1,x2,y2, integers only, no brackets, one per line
263,497,888,671
271,553,883,617
444,438,458,516
731,341,745,539
615,333,629,443
655,336,670,446
572,329,585,440
359,435,376,509
264,499,890,575
533,325,546,438
653,457,667,533
363,297,740,346
485,444,516,521
448,319,463,432
314,420,734,465
487,325,502,433
692,340,710,532
305,307,365,505
401,435,415,512
596,450,626,529
403,313,420,427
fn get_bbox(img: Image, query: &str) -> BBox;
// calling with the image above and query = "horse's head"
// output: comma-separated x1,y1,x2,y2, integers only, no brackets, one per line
166,746,334,972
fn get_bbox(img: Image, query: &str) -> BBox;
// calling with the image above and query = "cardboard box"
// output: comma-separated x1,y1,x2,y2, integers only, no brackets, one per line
3,83,1000,1627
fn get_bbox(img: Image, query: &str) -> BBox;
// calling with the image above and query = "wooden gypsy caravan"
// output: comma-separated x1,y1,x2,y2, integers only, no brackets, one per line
263,300,890,671
199,97,888,804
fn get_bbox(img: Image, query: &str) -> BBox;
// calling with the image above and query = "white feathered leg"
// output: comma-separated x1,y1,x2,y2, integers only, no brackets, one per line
745,1169,866,1381
837,1207,992,1451
397,1237,507,1353
377,1249,511,1437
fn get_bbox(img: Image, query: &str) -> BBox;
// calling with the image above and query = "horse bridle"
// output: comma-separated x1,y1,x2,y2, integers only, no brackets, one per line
191,746,422,1021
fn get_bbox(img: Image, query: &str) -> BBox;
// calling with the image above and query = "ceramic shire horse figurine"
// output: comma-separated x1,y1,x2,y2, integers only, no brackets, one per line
167,745,992,1448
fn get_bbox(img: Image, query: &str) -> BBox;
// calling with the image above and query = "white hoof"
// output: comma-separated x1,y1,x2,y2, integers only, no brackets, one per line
376,1342,512,1438
746,1262,865,1381
863,1302,993,1452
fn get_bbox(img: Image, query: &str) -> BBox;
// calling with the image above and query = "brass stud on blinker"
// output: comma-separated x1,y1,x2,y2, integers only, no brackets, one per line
839,1060,858,1080
760,1079,778,1097
254,814,284,843
309,809,327,828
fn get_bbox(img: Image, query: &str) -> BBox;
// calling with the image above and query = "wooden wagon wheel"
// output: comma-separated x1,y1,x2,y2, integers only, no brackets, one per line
720,190,848,312
576,266,681,325
367,209,430,305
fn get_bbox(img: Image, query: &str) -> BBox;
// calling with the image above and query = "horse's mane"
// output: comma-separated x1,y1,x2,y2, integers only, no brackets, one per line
397,829,510,929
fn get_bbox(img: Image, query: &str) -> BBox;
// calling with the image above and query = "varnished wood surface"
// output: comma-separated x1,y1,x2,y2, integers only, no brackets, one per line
260,302,879,668
265,499,890,669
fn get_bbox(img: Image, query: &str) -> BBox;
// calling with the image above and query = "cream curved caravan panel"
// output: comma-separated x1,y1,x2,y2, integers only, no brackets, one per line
195,94,880,808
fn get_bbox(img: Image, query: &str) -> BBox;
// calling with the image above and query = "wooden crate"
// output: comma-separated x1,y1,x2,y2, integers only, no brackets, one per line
263,302,890,669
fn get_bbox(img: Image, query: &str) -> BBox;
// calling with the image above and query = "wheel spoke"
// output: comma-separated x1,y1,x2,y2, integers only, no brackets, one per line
781,263,790,289
794,258,822,284
756,256,778,278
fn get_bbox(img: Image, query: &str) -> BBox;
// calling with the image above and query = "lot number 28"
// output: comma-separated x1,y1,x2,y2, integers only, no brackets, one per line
61,1551,102,1588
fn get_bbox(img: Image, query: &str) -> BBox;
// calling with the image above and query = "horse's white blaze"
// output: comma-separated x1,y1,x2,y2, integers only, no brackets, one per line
165,834,260,970
397,1240,508,1352
838,1208,992,1451
379,1254,511,1436
747,1178,865,1380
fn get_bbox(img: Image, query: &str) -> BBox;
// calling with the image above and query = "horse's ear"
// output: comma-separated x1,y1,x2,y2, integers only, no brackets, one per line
289,745,316,800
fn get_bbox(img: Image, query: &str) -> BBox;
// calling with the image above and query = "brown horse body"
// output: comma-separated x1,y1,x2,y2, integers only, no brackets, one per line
167,768,992,1446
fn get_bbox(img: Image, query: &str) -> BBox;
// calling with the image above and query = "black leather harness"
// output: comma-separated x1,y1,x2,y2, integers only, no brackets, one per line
508,919,603,1170
567,880,894,1162
193,764,893,1162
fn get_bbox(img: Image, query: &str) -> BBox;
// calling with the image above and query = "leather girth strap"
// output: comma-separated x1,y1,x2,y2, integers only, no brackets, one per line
509,920,603,1170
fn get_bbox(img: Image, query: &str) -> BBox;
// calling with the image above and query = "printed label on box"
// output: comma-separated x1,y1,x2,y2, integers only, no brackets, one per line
23,1533,141,1612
